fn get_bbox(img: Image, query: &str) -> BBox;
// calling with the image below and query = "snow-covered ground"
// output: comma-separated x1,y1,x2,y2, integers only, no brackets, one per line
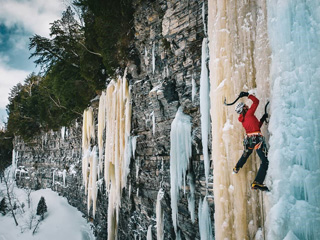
0,172,95,240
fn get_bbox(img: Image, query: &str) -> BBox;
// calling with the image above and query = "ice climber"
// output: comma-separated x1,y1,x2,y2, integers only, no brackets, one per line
233,91,269,191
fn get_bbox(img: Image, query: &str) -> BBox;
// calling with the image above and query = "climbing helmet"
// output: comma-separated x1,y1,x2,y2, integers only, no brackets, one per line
235,102,245,114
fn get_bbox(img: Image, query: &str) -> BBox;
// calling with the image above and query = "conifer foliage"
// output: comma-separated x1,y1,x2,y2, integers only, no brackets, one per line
5,1,135,140
36,196,47,220
0,198,7,215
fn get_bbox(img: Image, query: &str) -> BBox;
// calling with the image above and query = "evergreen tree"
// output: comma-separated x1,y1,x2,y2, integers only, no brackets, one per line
36,196,47,220
0,198,7,215
0,130,12,176
5,2,135,140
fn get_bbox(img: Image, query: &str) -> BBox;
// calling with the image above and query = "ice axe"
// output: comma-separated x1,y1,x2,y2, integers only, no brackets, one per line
264,101,270,123
224,92,247,106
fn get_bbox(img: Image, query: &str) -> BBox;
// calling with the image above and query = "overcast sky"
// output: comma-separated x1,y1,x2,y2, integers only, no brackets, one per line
0,0,65,127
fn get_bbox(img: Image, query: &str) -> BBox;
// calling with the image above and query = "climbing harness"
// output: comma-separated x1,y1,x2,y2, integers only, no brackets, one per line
243,134,266,151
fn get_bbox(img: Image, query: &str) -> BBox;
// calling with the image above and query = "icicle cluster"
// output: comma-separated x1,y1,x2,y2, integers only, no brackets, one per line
81,72,132,235
170,107,192,235
104,74,132,240
82,107,99,217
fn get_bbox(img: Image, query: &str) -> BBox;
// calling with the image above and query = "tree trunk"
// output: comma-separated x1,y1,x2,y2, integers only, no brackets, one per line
4,174,19,226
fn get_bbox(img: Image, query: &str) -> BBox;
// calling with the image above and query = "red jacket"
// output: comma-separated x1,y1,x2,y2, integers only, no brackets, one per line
238,95,263,134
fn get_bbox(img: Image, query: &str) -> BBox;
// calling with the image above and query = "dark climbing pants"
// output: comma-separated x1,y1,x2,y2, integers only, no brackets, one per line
236,134,269,184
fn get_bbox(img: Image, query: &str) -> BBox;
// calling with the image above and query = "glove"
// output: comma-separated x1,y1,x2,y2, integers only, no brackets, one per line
239,92,249,98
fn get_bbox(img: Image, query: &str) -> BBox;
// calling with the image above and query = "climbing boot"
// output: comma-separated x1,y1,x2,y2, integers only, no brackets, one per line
233,166,240,174
251,181,269,192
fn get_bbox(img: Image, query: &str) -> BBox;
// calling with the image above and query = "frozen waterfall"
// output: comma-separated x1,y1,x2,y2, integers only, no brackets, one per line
208,0,320,239
266,0,320,239
208,0,270,239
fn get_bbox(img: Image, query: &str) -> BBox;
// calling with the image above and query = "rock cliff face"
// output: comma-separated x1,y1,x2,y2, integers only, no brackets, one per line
14,1,213,239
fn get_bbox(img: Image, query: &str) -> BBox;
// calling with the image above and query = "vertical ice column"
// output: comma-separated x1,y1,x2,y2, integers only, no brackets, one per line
187,171,196,223
104,73,132,240
82,107,95,193
208,0,270,239
152,42,156,74
156,189,164,240
87,147,98,217
53,170,55,186
266,1,320,239
11,149,16,178
152,111,156,135
61,127,65,140
192,77,197,103
198,197,214,240
98,90,106,177
170,107,192,235
147,225,153,240
200,37,211,185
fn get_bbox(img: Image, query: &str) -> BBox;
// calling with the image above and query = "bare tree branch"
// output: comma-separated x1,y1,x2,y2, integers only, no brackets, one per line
78,41,102,57
4,171,19,226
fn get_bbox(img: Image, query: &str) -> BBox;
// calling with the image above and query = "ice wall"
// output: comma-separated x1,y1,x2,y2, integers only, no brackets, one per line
266,1,320,239
104,74,132,240
208,0,270,239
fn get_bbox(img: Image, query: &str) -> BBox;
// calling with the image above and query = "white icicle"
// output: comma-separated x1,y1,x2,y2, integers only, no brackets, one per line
156,188,164,240
187,172,195,223
91,147,98,218
152,42,156,74
131,136,138,159
198,197,213,240
86,107,95,144
53,170,55,186
151,111,156,135
192,77,197,103
170,107,192,234
11,149,16,178
200,37,210,185
98,91,106,178
147,225,153,240
61,126,65,140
